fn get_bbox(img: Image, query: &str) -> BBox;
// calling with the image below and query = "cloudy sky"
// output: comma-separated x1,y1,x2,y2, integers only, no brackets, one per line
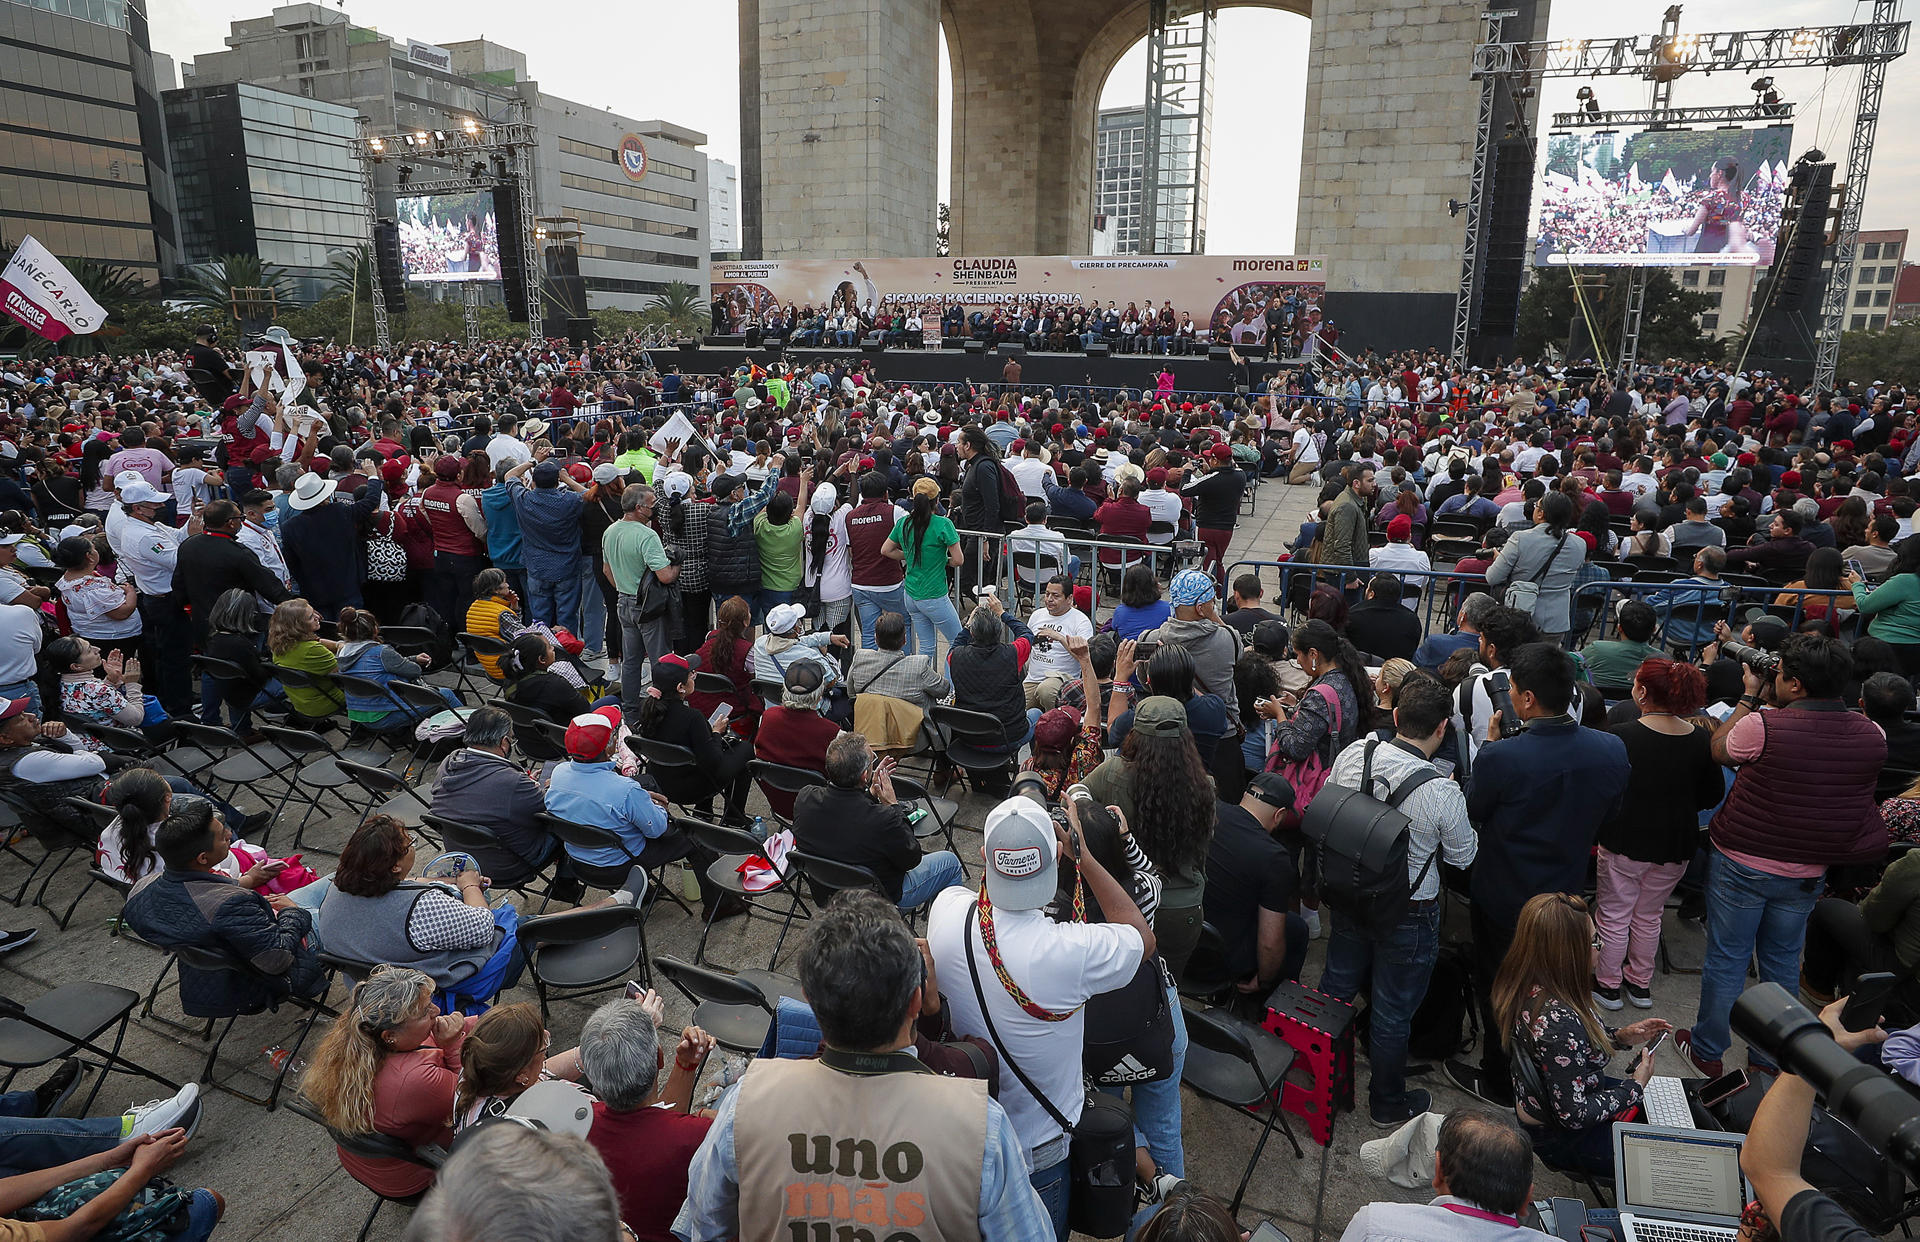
148,0,1918,252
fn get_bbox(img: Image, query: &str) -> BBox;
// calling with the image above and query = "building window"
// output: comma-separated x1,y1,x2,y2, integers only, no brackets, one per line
1857,290,1874,307
1871,315,1887,329
1853,314,1869,329
1700,313,1719,330
1681,270,1699,286
1881,266,1897,284
1864,243,1881,260
1706,269,1726,287
1877,289,1892,306
559,171,696,213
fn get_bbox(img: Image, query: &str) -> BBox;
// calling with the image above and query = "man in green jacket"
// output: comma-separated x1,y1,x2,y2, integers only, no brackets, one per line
1319,463,1375,579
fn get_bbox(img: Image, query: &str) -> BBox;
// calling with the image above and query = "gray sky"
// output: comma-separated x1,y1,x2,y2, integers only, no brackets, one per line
149,0,1918,252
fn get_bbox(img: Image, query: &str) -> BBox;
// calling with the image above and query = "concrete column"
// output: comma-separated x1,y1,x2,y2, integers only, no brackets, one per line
740,0,941,258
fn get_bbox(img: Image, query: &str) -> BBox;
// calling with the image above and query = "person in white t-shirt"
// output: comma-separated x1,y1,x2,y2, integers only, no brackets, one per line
170,445,214,513
926,795,1149,1242
1138,469,1185,543
801,484,854,633
1287,423,1321,485
1003,440,1054,501
1022,576,1095,709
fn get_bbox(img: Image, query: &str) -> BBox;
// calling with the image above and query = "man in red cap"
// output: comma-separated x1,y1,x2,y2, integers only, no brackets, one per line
1181,443,1244,584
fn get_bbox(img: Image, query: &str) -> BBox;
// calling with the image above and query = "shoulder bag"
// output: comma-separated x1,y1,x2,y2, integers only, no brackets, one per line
1503,531,1569,615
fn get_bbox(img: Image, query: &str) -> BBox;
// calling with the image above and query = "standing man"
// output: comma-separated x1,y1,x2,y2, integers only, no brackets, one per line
235,489,293,598
844,472,909,650
420,454,488,629
1183,444,1246,586
174,500,289,647
113,479,197,717
604,485,675,712
1676,634,1887,1078
956,427,1009,594
1319,677,1477,1125
280,470,384,621
1319,463,1375,579
507,449,587,629
1445,643,1628,1107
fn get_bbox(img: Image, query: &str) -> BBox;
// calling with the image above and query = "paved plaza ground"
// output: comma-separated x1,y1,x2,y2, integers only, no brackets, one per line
0,471,1730,1241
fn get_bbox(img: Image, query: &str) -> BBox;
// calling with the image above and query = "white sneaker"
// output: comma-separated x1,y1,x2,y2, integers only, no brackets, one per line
122,1083,199,1139
1301,906,1323,939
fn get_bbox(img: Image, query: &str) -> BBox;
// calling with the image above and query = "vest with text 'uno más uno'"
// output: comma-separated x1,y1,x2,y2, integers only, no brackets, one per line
734,1057,987,1242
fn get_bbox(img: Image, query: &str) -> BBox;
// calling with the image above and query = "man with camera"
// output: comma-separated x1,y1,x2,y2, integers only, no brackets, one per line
1448,603,1541,779
1445,643,1629,1107
1675,633,1888,1079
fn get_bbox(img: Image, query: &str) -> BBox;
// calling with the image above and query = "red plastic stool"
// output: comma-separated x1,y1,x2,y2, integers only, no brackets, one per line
1260,980,1355,1146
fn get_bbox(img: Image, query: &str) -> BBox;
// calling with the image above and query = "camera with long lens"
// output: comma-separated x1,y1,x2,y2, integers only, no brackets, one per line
1488,670,1526,738
1720,638,1782,679
1733,982,1920,1181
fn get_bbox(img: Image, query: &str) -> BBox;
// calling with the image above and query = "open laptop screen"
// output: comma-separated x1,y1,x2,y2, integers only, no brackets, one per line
1619,1128,1746,1220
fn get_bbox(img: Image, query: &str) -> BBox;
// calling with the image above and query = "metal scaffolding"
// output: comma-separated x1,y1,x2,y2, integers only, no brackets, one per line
1452,9,1509,363
1140,0,1215,255
1814,0,1900,390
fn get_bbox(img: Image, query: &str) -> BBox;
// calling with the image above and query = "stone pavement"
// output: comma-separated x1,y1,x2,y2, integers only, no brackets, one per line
0,471,1723,1241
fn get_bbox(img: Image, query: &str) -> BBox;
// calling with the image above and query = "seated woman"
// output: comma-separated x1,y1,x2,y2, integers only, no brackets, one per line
315,816,526,1006
51,534,139,662
452,1001,583,1131
1111,565,1171,641
465,569,527,682
199,587,285,736
753,662,845,820
635,655,754,825
500,633,590,766
1804,848,1920,1026
268,598,344,721
1495,892,1670,1175
45,636,155,745
96,766,276,886
1773,546,1853,629
302,966,475,1199
947,593,1038,756
1108,643,1231,767
335,607,461,734
689,596,757,732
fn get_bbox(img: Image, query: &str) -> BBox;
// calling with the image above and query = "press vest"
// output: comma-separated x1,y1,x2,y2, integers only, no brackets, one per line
734,1055,986,1242
1710,701,1887,866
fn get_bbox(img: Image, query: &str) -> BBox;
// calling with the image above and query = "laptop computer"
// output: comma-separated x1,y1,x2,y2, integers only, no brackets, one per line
1613,1123,1753,1242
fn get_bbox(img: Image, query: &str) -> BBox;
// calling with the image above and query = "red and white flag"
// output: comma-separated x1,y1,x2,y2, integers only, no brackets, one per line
0,236,107,343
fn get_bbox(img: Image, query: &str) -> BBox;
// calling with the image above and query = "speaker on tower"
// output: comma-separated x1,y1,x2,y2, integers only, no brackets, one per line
493,180,530,323
1475,137,1534,355
371,219,407,311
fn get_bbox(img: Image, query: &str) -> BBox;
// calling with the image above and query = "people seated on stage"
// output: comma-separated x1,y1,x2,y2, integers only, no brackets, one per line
791,732,963,912
427,706,569,892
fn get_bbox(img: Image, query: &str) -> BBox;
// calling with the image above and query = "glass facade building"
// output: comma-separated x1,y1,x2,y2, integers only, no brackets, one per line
164,83,362,303
0,0,166,281
1094,104,1210,256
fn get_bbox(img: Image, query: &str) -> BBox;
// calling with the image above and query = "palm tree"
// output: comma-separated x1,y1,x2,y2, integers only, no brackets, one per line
179,253,300,317
320,246,371,301
645,280,706,336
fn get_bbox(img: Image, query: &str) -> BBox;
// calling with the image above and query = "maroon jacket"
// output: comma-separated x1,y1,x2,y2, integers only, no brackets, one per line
1710,701,1886,866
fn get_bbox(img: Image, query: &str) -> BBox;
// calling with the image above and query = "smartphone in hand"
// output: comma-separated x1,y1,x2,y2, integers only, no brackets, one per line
1841,971,1900,1032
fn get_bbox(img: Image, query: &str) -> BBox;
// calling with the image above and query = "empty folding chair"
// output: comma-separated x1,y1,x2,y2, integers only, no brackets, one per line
676,816,810,968
653,954,800,1055
515,903,649,1022
1180,1003,1306,1216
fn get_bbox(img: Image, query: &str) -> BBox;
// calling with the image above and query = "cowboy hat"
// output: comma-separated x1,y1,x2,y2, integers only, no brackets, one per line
287,472,338,511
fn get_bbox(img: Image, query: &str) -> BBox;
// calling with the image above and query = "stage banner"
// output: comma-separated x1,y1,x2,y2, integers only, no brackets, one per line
0,236,107,343
711,254,1327,342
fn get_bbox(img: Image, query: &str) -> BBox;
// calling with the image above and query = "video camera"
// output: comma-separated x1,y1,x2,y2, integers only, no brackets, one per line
1733,982,1920,1181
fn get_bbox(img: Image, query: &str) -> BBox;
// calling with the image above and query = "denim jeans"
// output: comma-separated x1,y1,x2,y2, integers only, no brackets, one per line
754,589,794,625
617,593,649,717
1318,902,1442,1109
163,778,246,840
0,680,36,716
896,850,964,911
851,585,910,651
903,592,961,657
1692,849,1825,1062
0,1088,123,1178
1098,978,1188,1179
1031,1149,1070,1242
574,562,606,653
526,570,581,632
177,1189,223,1242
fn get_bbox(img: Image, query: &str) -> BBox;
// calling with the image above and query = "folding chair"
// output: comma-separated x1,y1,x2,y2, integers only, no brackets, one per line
633,738,710,816
456,631,510,699
190,654,281,732
0,791,91,915
692,671,740,699
747,759,826,827
1177,922,1237,1003
515,903,649,1022
0,979,178,1114
161,943,333,1109
385,679,465,779
266,666,345,735
653,954,799,1055
51,797,119,930
334,760,432,838
285,1097,443,1242
166,721,299,811
331,673,416,758
927,705,1020,793
1180,1002,1306,1216
785,849,887,907
889,773,964,871
255,725,363,839
418,813,555,910
676,815,810,967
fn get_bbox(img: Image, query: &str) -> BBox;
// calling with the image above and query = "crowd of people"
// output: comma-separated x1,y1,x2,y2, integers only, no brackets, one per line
0,327,1910,1242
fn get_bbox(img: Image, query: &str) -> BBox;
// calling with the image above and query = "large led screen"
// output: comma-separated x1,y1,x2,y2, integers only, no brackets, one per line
396,191,500,282
1534,126,1794,267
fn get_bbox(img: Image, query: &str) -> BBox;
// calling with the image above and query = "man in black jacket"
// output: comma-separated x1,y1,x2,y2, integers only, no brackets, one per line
1346,573,1423,663
956,426,1007,594
281,470,383,619
1183,444,1245,584
175,500,290,646
790,733,962,911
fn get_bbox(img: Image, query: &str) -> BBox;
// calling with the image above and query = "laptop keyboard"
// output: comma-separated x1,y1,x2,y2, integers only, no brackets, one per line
1629,1219,1735,1242
1643,1075,1693,1128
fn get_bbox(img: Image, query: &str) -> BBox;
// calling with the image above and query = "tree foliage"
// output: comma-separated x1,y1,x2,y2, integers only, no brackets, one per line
178,253,301,316
646,280,706,335
1835,319,1920,388
1515,267,1718,365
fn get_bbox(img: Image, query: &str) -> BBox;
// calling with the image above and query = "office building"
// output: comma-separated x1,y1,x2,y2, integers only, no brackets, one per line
709,157,739,257
163,83,361,304
184,6,708,310
1675,264,1761,342
1093,105,1210,255
1893,265,1920,326
1,0,176,283
1826,229,1907,333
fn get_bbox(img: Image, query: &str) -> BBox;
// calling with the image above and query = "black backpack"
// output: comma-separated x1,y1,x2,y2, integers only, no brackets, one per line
398,602,454,671
1407,944,1479,1061
1298,739,1443,939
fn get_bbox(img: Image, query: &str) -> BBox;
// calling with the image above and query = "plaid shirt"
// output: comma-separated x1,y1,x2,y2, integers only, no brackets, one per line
846,649,950,709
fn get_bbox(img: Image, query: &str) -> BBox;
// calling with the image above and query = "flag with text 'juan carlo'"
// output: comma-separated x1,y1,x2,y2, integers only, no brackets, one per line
0,236,107,343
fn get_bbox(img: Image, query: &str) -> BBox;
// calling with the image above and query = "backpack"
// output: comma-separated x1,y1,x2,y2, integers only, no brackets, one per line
19,1170,195,1240
1407,944,1478,1061
1298,739,1444,938
398,601,454,670
991,458,1026,530
1263,682,1342,818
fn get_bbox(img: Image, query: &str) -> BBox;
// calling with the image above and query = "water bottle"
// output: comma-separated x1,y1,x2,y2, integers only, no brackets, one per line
262,1046,307,1079
750,815,767,842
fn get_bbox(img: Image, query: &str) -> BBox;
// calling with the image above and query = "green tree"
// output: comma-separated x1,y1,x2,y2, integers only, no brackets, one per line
320,246,371,301
1836,319,1920,387
1515,268,1716,364
178,253,301,317
643,280,706,336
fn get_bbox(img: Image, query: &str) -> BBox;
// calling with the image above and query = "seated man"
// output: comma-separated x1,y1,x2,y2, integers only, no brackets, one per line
1023,574,1095,711
1585,599,1664,691
580,995,717,1242
792,733,963,912
1337,1108,1537,1242
427,705,570,894
753,662,845,818
846,611,950,712
1345,572,1422,663
1223,574,1281,636
1202,773,1309,997
1007,502,1081,600
123,800,326,1016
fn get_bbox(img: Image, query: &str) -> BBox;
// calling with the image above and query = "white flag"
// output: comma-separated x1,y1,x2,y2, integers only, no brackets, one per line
0,236,106,342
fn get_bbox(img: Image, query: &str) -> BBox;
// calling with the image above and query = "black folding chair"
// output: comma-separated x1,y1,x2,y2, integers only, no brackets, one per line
634,738,709,815
516,903,649,1022
255,725,362,839
747,759,826,827
419,813,554,910
0,980,178,1114
1180,1002,1306,1216
676,815,810,967
653,954,799,1055
334,760,432,838
457,632,510,698
285,1096,443,1242
890,773,964,872
161,943,333,1109
928,705,1020,792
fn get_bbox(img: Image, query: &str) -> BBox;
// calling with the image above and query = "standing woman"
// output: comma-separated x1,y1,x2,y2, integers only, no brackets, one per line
1592,658,1725,1012
1848,536,1920,675
581,463,624,665
802,483,854,641
658,471,712,655
883,477,963,654
52,535,141,663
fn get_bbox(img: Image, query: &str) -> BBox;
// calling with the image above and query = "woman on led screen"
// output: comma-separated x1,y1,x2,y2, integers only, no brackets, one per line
1683,158,1753,256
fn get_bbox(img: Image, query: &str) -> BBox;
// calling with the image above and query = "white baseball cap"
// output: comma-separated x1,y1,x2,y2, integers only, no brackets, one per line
120,482,166,506
765,602,806,635
113,470,145,491
982,797,1057,911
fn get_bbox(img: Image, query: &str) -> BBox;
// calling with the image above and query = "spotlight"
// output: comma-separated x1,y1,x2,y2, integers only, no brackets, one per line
1804,147,1826,163
1447,199,1466,217
414,130,428,143
1792,29,1817,55
368,136,384,153
433,130,447,142
461,117,480,136
1576,86,1593,101
469,160,487,181
1750,76,1775,93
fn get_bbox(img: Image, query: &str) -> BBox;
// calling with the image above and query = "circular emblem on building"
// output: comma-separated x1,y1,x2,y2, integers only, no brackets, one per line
618,134,649,182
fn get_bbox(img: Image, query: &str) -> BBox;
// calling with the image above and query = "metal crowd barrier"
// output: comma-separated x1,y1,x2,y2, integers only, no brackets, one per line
947,525,1213,618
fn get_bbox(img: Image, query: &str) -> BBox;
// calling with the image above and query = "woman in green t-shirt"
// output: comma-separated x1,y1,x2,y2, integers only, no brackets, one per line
754,490,806,615
883,477,964,653
267,598,345,719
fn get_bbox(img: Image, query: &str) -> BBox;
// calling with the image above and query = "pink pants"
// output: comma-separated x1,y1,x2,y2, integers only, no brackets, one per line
1593,847,1688,989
